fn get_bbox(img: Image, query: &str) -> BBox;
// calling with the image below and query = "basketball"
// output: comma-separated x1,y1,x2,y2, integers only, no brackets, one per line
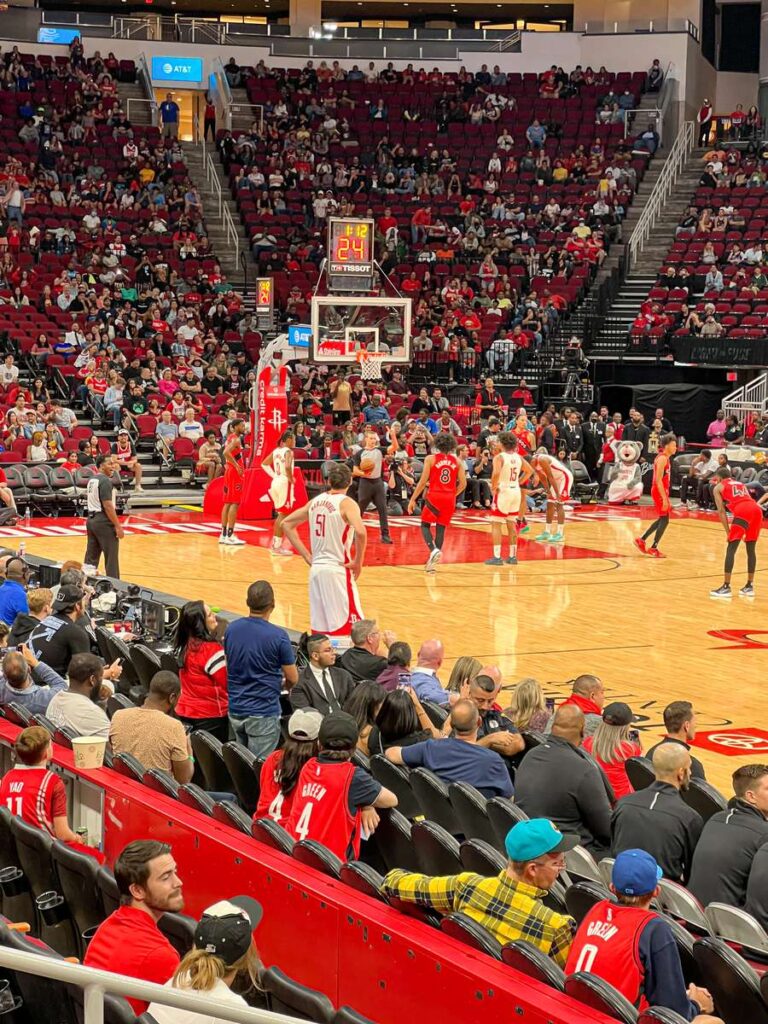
360,457,376,475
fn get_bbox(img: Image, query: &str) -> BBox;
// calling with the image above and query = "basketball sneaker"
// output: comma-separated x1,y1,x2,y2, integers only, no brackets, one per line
633,537,647,554
710,584,732,599
647,547,665,558
535,531,552,542
484,556,504,566
505,556,518,565
218,533,228,544
740,582,755,598
425,548,442,572
548,532,564,543
228,534,246,546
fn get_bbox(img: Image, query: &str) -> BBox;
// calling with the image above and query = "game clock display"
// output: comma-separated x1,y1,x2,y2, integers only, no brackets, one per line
327,217,375,289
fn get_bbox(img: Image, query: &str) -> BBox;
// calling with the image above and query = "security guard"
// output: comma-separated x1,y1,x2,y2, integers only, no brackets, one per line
84,454,123,578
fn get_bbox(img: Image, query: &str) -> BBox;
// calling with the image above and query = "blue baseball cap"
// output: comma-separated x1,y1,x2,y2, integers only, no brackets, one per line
612,849,663,896
504,819,580,861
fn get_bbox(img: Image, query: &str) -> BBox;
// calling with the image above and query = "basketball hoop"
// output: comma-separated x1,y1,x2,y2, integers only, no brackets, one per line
355,350,386,381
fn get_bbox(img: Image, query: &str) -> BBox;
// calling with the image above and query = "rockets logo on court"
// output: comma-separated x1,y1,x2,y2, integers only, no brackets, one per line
708,629,768,650
693,728,768,755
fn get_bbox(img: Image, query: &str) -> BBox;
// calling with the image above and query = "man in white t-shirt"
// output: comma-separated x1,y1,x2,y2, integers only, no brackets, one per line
46,652,111,739
0,354,19,387
178,408,204,444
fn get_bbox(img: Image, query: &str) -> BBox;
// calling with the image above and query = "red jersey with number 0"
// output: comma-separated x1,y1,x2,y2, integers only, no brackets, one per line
565,900,655,1010
254,749,297,827
0,765,67,836
285,757,360,860
428,453,460,498
719,477,758,513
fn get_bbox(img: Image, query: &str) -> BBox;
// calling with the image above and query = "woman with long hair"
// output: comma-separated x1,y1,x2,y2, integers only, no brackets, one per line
367,688,442,755
582,702,642,800
377,641,412,692
254,709,321,826
506,677,552,734
343,681,386,756
174,600,228,742
147,898,264,1023
446,656,482,694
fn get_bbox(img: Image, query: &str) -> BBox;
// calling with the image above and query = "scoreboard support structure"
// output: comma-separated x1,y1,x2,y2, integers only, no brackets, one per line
310,216,412,367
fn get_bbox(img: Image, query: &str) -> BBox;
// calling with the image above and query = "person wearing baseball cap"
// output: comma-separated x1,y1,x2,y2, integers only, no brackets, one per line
285,711,397,861
146,896,263,1024
254,709,322,827
583,701,642,800
383,818,578,966
112,428,144,493
566,849,718,1021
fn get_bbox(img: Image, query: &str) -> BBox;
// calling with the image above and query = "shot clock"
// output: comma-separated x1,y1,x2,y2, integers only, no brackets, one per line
327,217,376,291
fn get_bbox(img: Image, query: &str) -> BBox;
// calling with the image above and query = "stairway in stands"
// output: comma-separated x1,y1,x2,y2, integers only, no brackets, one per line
589,146,707,358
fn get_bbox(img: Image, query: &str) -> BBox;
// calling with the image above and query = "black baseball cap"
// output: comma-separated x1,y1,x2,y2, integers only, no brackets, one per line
194,896,262,965
52,584,85,613
602,702,637,727
319,711,358,748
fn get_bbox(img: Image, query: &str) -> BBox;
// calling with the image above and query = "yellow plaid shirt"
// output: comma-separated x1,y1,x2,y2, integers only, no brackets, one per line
382,869,576,967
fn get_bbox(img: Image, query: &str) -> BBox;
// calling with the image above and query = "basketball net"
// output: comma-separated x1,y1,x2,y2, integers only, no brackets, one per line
355,350,386,381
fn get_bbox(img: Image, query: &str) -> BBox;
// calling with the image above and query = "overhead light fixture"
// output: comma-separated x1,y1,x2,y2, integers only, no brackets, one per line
323,21,338,30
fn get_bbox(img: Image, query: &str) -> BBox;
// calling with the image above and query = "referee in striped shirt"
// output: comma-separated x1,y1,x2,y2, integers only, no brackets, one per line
381,818,577,965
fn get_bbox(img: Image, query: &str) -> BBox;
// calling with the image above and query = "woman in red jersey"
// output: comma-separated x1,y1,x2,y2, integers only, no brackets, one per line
174,600,228,742
255,709,321,827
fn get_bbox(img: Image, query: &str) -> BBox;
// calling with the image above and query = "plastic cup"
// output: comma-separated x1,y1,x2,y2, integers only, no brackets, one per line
71,736,107,770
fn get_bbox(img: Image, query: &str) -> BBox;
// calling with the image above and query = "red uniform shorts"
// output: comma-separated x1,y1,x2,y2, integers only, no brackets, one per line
651,487,669,516
223,465,243,504
728,501,762,543
421,495,455,527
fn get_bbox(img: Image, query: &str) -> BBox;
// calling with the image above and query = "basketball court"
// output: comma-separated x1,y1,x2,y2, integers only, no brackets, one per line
10,503,768,794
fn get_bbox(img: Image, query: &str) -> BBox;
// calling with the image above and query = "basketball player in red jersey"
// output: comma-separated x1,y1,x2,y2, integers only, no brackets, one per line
285,712,397,861
710,466,763,598
220,419,247,546
0,726,105,862
511,411,535,533
408,433,467,573
634,433,676,558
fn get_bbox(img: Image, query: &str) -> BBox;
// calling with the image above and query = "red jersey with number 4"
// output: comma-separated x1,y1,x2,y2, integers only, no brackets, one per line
255,750,297,827
565,901,655,1010
285,757,360,860
720,477,758,513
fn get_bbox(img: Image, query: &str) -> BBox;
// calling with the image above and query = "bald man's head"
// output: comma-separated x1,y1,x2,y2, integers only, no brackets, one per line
551,704,585,746
652,742,692,789
417,639,444,670
451,698,481,738
572,674,605,708
480,665,502,687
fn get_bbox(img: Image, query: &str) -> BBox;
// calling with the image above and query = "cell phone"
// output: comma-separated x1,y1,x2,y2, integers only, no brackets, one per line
545,697,556,713
629,729,640,743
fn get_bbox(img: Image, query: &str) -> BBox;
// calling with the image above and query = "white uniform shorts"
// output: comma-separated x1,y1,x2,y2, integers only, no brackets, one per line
309,563,363,639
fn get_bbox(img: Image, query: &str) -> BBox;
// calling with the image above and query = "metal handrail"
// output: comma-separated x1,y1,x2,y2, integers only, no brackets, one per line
0,944,306,1024
627,120,695,269
204,149,223,220
723,373,768,417
125,98,156,127
223,202,241,265
137,53,159,122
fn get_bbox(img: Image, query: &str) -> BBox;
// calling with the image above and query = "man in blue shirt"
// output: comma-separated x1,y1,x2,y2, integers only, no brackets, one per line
159,94,180,138
386,699,513,799
0,557,28,626
414,408,438,435
410,639,451,706
0,647,67,714
224,580,298,757
362,395,390,425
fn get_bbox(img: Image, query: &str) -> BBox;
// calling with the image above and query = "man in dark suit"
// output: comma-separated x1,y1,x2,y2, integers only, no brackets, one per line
582,412,606,476
289,634,356,715
562,412,584,459
623,409,651,461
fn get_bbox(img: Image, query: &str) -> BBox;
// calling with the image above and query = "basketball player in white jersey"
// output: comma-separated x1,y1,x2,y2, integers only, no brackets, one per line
530,448,574,544
486,433,534,566
262,429,295,556
281,462,368,643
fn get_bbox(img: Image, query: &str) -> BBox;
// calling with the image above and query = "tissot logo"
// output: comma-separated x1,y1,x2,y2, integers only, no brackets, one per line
708,628,768,650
